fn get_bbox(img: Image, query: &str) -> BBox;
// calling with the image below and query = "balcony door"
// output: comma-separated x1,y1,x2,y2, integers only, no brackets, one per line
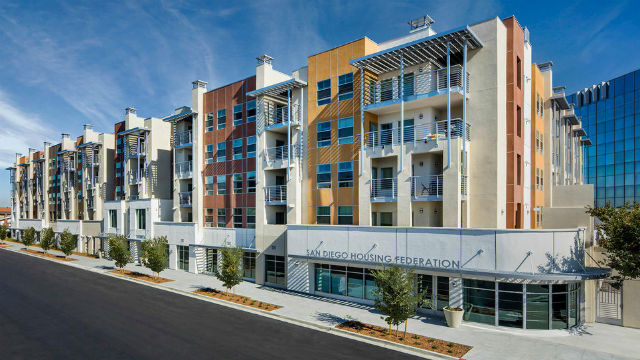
380,123,393,145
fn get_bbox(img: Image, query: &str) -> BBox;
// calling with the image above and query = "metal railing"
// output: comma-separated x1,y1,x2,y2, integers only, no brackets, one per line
87,154,100,166
265,104,300,127
265,185,287,203
411,175,443,197
461,175,468,196
364,65,468,106
370,178,397,200
175,161,193,179
265,144,301,162
129,172,142,185
364,119,471,148
87,199,94,210
174,130,193,147
179,192,192,206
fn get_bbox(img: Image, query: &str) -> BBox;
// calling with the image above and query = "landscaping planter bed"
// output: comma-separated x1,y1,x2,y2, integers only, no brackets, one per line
336,321,472,358
20,249,77,262
108,270,173,284
194,288,281,311
72,251,99,259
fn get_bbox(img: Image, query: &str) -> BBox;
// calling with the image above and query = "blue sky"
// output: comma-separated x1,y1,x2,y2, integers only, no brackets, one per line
1,0,639,206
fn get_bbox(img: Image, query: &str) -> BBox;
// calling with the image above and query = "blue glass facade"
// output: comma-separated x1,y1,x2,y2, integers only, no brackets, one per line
569,69,640,207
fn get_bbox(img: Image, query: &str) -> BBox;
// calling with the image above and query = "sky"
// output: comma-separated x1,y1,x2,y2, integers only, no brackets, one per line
0,0,639,206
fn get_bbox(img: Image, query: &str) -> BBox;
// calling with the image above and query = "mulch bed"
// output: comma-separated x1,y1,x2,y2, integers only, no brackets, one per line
108,270,173,284
20,248,77,262
72,251,99,259
194,288,282,312
336,321,472,358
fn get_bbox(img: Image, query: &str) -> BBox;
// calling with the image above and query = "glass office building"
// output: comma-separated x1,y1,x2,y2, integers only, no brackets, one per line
568,69,640,207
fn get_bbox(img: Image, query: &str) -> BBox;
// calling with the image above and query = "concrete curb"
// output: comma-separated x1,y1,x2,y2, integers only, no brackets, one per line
1,244,460,360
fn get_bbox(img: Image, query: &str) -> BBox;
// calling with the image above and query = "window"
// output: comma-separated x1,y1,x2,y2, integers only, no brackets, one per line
380,212,393,226
246,100,256,123
316,206,330,224
233,173,243,194
217,109,226,129
338,73,353,101
206,112,214,132
517,154,522,186
178,245,189,271
217,175,226,195
317,164,331,188
233,104,243,126
205,208,214,227
265,255,286,285
109,210,117,228
217,208,226,227
526,284,549,329
246,208,256,229
536,168,540,190
317,78,331,106
463,279,495,325
516,56,522,89
338,206,353,225
315,264,378,300
205,144,213,164
233,139,243,160
317,121,331,147
247,136,256,158
205,176,214,195
338,161,353,187
243,252,256,279
204,248,217,273
338,117,353,144
247,172,256,193
540,169,543,191
217,142,226,162
498,282,524,328
517,106,522,137
136,208,146,230
233,208,243,228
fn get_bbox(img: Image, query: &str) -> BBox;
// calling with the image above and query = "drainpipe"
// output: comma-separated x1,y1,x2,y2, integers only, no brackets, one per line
447,41,451,169
360,67,364,175
400,54,404,172
287,88,291,182
463,40,468,170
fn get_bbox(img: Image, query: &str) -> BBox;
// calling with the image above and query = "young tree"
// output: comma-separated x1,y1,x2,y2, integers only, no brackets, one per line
0,224,7,242
371,265,425,338
22,227,36,249
59,229,77,258
587,202,640,288
141,236,168,280
215,246,243,295
108,235,131,272
40,227,54,254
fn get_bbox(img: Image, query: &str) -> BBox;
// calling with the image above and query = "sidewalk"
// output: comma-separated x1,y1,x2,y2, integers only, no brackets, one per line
3,241,639,360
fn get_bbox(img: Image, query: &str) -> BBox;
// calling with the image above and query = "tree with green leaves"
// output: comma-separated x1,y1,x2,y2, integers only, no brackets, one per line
141,236,168,280
0,224,7,242
108,235,131,272
215,246,244,295
22,227,36,248
371,265,425,338
59,229,76,258
40,227,54,254
587,202,640,288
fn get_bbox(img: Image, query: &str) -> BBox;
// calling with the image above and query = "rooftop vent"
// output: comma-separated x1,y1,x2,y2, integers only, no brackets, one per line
409,15,434,33
125,107,136,115
62,133,70,139
192,80,207,89
537,62,553,71
257,54,273,66
83,124,94,130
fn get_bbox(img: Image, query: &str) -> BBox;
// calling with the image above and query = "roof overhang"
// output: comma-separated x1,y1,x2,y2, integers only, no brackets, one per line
350,25,483,74
247,78,308,100
580,138,592,146
32,158,46,162
550,95,570,110
76,141,101,149
563,113,579,126
573,128,587,137
163,110,196,123
56,149,76,155
120,127,150,136
17,163,29,167
5,166,16,170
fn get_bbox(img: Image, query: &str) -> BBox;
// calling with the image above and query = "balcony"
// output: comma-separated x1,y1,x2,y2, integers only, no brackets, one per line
265,185,287,205
87,199,94,210
461,175,468,198
174,130,193,148
175,161,193,179
364,119,470,149
411,175,443,200
179,192,192,207
370,178,397,202
363,65,468,111
264,144,301,165
86,154,100,166
129,172,142,185
265,104,300,130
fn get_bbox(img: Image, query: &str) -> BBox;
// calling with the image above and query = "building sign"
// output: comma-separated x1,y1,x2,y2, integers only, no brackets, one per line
305,249,460,269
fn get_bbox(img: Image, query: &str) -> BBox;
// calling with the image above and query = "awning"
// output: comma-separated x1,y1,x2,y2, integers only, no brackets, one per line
550,94,570,110
163,110,196,123
580,138,592,146
120,127,150,136
573,128,587,137
247,78,307,100
350,25,483,74
76,141,101,149
563,113,579,126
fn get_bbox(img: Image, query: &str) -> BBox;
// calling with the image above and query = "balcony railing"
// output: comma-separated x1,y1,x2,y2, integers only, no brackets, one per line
86,154,100,166
364,65,468,107
175,161,193,179
265,144,301,163
174,130,193,147
411,175,443,198
461,175,468,196
371,178,397,201
179,192,192,206
364,119,471,148
265,185,287,204
129,172,142,185
265,104,300,128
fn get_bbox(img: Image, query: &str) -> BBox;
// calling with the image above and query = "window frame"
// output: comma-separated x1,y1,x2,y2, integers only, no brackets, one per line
233,173,243,194
317,78,331,106
217,142,226,162
338,206,353,225
317,163,331,188
316,206,331,224
246,100,256,123
338,161,353,188
216,175,226,195
233,104,243,126
217,109,226,130
317,121,331,147
232,138,243,160
247,171,256,193
338,73,354,101
247,136,256,158
206,112,214,132
338,117,354,144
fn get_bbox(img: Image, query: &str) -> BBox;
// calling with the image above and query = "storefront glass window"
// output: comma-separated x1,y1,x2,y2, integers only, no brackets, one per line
436,276,450,310
178,245,189,271
204,248,217,273
330,266,347,295
347,267,364,298
315,264,331,293
242,252,256,279
463,279,495,325
498,282,523,328
568,283,579,327
552,284,568,329
364,270,377,300
265,255,286,286
417,274,434,309
526,284,549,329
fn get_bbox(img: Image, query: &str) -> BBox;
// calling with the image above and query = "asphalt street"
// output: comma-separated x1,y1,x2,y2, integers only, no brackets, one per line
0,249,422,360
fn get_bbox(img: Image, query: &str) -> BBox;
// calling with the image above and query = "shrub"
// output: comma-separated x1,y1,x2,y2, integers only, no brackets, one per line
59,229,77,258
40,227,54,254
215,245,243,295
0,224,7,241
22,227,36,248
141,236,168,280
107,235,131,272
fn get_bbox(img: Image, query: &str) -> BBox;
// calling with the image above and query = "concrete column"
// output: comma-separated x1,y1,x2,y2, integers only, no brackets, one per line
188,245,198,274
169,244,178,270
443,137,462,227
449,277,463,308
396,151,412,227
358,154,372,226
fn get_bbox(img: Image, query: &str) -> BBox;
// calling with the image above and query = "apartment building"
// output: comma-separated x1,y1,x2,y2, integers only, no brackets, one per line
6,14,606,331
